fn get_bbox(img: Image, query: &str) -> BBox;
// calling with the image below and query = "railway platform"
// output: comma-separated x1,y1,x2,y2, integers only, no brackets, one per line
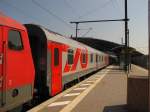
27,65,148,112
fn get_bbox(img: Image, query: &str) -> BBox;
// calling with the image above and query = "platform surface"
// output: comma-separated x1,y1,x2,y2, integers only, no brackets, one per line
28,65,148,112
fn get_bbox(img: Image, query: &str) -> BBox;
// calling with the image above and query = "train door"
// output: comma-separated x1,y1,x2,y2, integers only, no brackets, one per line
51,43,62,96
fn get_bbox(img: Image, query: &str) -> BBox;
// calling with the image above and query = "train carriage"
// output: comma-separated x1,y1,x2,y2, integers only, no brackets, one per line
25,24,109,96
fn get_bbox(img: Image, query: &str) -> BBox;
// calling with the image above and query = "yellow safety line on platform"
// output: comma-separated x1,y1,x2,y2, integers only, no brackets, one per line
59,66,113,112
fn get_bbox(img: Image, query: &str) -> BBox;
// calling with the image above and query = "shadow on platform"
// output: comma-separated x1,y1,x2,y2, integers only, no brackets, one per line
103,104,128,112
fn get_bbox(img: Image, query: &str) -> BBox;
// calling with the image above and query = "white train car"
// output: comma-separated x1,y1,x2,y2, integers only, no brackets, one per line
25,24,109,96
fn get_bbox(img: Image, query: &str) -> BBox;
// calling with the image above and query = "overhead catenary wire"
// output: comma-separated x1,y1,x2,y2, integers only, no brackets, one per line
112,0,124,16
63,0,79,17
32,0,73,29
110,0,119,12
1,0,40,24
115,0,124,13
78,0,113,19
81,28,92,37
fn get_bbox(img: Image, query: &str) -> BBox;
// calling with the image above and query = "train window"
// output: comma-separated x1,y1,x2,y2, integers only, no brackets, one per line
96,55,98,63
54,48,59,66
82,53,86,63
8,30,23,50
90,54,93,63
68,49,74,64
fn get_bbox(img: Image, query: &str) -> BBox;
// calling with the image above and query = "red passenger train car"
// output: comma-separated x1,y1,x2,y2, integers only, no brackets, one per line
0,13,109,111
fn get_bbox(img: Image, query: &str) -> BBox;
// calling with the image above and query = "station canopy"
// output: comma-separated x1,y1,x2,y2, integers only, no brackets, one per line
72,37,143,57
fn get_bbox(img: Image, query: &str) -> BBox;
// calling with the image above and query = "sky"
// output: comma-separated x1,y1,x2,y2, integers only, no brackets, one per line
0,0,148,54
